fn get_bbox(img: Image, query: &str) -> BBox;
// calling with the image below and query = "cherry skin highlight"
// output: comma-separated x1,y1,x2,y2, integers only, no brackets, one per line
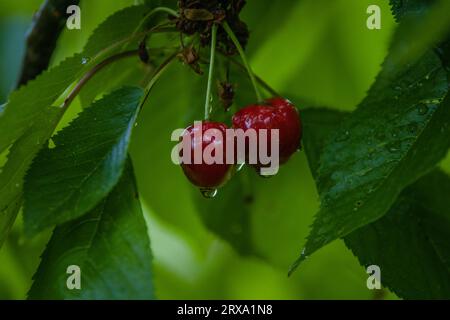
232,97,302,169
180,121,234,190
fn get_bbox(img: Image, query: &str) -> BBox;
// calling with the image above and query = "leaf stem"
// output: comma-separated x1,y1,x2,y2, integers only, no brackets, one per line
132,6,180,38
61,50,139,109
222,21,262,102
204,24,218,120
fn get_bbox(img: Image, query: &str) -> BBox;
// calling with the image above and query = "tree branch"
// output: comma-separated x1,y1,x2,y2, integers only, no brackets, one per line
16,0,80,88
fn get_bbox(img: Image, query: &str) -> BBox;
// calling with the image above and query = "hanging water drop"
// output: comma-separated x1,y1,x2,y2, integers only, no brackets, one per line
200,188,218,198
81,57,90,65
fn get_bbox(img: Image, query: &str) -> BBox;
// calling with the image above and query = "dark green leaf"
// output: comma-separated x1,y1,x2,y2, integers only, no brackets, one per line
345,170,450,299
300,107,450,298
24,87,143,235
28,159,154,299
390,0,436,21
387,0,450,69
290,8,450,273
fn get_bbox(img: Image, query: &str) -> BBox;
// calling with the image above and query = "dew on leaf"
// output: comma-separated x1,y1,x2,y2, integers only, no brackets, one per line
300,247,308,260
335,130,350,142
391,127,401,138
408,123,418,134
386,141,401,153
417,104,428,115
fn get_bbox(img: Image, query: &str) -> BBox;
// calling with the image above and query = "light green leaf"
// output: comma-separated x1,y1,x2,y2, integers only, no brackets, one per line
0,54,85,154
79,58,146,108
345,170,450,299
0,107,63,246
28,159,154,300
24,87,143,235
0,4,155,245
83,5,150,58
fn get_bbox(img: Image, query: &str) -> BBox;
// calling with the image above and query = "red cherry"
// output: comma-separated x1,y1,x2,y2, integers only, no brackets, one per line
180,121,234,191
232,97,302,169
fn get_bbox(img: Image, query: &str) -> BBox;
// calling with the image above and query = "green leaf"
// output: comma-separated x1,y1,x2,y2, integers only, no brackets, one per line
290,12,450,273
0,4,161,246
387,0,450,69
28,159,155,300
82,5,150,58
0,107,63,246
79,58,146,108
0,54,85,154
78,4,177,107
390,0,436,21
345,170,450,299
24,87,143,235
301,108,450,298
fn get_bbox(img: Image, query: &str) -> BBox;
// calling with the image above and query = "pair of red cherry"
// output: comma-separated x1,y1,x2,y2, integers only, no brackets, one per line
180,97,302,192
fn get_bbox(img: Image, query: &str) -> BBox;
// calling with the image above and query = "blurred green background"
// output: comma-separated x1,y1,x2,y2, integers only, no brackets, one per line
1,0,448,300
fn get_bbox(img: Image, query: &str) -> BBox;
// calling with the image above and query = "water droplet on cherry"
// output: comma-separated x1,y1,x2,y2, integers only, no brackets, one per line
200,188,218,198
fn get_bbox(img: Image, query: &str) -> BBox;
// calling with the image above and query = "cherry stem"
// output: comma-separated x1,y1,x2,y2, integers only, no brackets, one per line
139,51,179,111
204,23,218,120
61,49,139,109
222,21,262,102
